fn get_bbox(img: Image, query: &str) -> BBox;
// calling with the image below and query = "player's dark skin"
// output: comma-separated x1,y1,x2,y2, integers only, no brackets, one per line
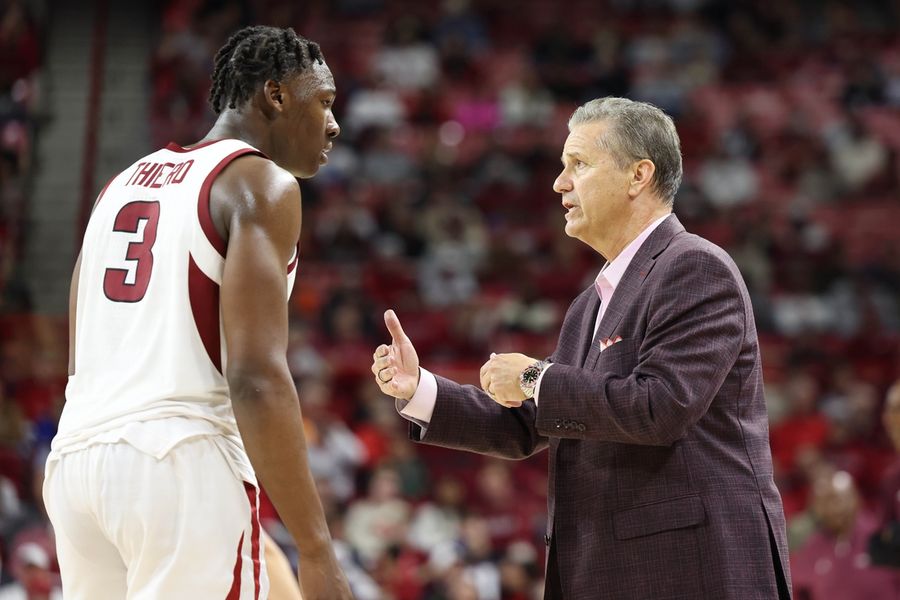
69,61,350,599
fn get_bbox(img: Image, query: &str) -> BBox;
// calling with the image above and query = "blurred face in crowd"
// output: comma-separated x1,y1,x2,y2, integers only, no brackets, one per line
434,476,465,508
553,120,645,258
882,382,900,451
369,467,401,502
811,470,859,537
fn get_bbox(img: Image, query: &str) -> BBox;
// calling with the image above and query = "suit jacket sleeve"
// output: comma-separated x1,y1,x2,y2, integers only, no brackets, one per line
537,248,745,446
410,374,550,460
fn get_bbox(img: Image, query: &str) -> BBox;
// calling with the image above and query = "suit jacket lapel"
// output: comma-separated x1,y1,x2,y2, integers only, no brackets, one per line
583,214,685,369
577,290,601,367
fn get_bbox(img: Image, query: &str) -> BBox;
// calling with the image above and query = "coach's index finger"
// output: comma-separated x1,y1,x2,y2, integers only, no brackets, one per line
384,309,408,343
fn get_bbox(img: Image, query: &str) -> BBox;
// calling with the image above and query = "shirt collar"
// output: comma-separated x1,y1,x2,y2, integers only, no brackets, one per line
595,213,670,299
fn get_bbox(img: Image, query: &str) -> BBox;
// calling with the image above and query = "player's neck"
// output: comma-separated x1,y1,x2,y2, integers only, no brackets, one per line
199,110,271,154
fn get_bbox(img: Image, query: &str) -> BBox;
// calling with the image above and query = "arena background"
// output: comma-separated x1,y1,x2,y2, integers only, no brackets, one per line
1,0,899,597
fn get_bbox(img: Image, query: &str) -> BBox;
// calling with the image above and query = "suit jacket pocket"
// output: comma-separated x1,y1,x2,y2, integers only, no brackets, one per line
594,337,638,375
612,494,706,540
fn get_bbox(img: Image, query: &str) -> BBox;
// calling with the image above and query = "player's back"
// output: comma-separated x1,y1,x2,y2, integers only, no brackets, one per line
55,139,296,453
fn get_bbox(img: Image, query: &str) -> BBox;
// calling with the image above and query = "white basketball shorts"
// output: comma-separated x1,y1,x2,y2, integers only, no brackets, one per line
43,435,270,599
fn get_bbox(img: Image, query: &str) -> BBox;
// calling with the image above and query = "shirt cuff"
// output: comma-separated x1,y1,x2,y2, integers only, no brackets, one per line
532,363,554,406
398,368,438,424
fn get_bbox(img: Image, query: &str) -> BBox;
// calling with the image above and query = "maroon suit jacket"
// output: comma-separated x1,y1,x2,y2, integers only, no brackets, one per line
409,215,792,599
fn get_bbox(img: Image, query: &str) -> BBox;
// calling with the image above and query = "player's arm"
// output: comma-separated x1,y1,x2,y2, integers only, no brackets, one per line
68,252,82,376
262,530,302,600
216,157,350,599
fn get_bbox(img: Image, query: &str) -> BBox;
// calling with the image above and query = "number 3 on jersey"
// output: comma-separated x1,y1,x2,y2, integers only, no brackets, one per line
103,201,160,303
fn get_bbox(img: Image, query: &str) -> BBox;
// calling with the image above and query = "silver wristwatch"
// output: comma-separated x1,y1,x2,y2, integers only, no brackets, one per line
519,360,550,399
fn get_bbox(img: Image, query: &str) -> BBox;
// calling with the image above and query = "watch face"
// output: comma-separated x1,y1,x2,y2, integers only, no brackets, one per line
522,368,540,385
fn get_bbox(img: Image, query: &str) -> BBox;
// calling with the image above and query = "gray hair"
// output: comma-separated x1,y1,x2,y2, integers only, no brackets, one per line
568,97,683,205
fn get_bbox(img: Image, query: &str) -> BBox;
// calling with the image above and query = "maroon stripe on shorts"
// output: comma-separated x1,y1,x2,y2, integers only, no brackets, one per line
225,532,244,600
244,482,261,600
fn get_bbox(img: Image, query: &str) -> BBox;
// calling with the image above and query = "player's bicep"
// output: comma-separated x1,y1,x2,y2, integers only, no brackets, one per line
220,180,301,375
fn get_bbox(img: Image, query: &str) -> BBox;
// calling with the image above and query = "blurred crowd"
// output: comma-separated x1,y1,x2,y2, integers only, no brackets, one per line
0,0,37,315
2,0,900,598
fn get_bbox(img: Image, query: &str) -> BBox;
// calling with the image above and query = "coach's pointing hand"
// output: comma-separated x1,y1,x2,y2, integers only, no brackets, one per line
372,310,420,400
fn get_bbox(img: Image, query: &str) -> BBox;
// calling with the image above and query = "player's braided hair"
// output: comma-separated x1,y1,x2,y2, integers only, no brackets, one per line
209,26,324,114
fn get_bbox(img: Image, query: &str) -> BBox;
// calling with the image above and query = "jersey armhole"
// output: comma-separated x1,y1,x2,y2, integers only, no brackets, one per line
197,149,265,258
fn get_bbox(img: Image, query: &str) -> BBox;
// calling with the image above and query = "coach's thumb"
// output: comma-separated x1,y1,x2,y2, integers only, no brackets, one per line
384,310,407,344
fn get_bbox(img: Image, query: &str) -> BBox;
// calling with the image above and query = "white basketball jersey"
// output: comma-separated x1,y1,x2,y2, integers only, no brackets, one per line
54,139,299,458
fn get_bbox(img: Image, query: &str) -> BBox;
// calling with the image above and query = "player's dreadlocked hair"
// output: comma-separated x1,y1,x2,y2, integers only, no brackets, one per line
209,26,324,114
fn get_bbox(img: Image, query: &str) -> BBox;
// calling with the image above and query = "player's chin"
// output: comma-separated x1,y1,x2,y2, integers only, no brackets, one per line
294,160,322,179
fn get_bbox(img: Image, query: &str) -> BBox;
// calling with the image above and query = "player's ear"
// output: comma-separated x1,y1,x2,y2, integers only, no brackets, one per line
263,79,286,113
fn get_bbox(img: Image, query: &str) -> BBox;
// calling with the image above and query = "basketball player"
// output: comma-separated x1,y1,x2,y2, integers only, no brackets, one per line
43,26,352,599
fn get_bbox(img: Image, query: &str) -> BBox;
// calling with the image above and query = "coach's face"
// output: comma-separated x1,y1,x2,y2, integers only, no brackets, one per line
553,121,634,258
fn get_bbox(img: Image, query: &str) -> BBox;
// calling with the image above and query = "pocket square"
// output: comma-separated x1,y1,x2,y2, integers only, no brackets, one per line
599,335,623,352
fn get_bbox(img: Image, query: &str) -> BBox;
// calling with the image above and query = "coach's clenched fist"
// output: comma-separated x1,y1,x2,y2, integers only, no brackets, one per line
479,352,537,408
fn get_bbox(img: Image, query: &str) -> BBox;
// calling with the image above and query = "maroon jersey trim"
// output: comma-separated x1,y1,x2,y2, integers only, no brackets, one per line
188,256,222,374
287,242,300,275
197,148,263,258
165,139,228,153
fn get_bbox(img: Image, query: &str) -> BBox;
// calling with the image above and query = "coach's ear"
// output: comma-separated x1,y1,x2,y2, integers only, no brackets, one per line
628,158,656,199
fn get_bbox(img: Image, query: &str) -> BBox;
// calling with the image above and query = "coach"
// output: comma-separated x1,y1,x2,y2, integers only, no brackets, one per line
372,97,792,600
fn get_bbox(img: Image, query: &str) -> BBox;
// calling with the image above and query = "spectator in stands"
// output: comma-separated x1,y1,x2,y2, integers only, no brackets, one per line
344,465,411,568
426,513,501,600
870,380,900,568
696,138,759,210
0,543,60,600
826,115,889,194
0,385,25,451
770,371,831,486
407,475,466,553
0,1,40,93
374,16,439,91
5,447,55,584
472,460,543,550
791,469,899,599
383,433,429,499
301,377,366,503
498,540,540,600
418,191,488,308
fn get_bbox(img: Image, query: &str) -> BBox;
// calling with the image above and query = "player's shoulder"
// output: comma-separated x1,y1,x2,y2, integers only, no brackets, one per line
213,154,301,218
222,154,299,198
